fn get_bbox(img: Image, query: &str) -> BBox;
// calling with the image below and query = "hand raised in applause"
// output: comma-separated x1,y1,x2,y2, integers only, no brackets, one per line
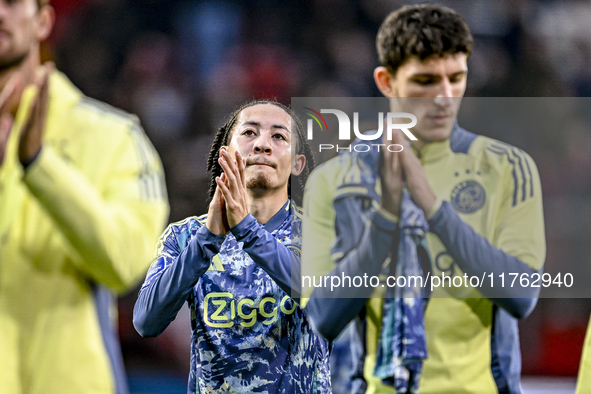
206,175,230,236
18,62,54,166
216,147,249,228
380,132,404,217
0,73,22,167
391,128,437,215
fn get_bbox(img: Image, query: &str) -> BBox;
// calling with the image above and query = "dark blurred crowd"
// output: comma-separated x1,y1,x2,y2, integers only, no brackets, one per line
45,0,591,384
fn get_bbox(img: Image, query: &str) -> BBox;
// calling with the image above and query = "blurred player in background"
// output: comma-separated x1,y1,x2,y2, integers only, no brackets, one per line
0,0,169,393
302,3,545,393
133,100,331,393
577,319,591,391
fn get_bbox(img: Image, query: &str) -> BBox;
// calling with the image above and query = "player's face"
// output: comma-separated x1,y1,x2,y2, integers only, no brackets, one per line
384,53,468,146
0,0,44,69
226,104,304,195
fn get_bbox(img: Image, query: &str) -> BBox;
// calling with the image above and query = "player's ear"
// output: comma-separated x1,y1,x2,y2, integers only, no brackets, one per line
374,66,397,98
291,154,305,176
36,5,55,42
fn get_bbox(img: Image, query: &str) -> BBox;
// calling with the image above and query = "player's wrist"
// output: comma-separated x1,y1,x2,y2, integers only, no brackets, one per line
380,192,402,216
228,211,248,229
230,214,257,239
205,220,229,236
376,205,400,225
417,190,437,217
426,198,443,220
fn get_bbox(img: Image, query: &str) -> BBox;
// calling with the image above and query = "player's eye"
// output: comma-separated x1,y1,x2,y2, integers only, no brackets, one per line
449,73,466,84
272,133,287,141
242,129,256,136
413,77,436,85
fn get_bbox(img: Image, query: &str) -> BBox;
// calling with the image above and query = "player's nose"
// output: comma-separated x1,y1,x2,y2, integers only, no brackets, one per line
434,79,454,107
253,131,272,154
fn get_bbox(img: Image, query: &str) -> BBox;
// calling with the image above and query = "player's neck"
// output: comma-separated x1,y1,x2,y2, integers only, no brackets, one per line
247,188,288,225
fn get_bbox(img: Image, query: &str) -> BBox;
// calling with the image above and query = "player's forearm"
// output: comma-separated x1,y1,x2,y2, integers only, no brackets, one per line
306,207,399,341
429,201,540,318
134,227,220,337
232,214,301,300
23,146,168,293
305,297,369,341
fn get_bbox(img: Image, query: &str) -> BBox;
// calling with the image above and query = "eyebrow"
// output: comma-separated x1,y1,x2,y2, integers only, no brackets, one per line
241,120,291,133
410,70,467,79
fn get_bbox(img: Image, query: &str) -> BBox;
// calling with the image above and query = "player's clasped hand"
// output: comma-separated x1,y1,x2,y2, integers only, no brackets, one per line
19,62,54,165
0,73,21,167
391,128,437,215
0,113,12,167
206,177,230,236
0,62,54,167
216,147,249,228
379,128,437,216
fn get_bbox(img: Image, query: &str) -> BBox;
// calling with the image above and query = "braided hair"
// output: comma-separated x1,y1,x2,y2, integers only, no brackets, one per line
206,100,314,206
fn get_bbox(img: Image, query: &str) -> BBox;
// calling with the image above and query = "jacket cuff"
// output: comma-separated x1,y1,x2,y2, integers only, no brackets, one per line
230,214,257,241
198,224,226,251
373,207,399,232
426,198,443,220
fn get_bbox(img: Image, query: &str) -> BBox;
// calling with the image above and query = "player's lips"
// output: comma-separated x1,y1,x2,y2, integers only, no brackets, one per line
246,160,276,168
427,113,452,126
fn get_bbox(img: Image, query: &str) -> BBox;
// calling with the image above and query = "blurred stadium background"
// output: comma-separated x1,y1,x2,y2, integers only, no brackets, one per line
43,0,591,392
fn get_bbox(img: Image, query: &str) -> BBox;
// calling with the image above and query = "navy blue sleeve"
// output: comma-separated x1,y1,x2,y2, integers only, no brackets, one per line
305,197,399,341
231,214,302,300
429,201,540,318
133,225,225,337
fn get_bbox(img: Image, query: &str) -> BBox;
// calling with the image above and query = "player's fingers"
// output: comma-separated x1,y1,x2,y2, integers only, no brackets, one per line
0,113,12,137
211,181,222,203
0,114,13,166
220,149,241,193
19,90,42,162
391,127,405,153
218,185,226,205
383,131,402,175
216,183,228,209
383,149,394,179
219,172,231,197
0,73,22,115
403,146,423,179
391,147,402,176
20,64,52,157
215,176,232,203
219,149,238,179
392,128,413,169
218,152,238,188
235,150,246,188
34,62,53,129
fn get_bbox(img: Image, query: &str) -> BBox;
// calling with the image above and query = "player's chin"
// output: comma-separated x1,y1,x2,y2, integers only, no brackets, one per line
416,128,453,143
417,132,451,143
246,173,273,190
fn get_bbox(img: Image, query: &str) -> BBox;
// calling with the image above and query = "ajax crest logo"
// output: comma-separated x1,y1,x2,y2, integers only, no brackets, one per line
451,180,486,213
287,245,301,257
